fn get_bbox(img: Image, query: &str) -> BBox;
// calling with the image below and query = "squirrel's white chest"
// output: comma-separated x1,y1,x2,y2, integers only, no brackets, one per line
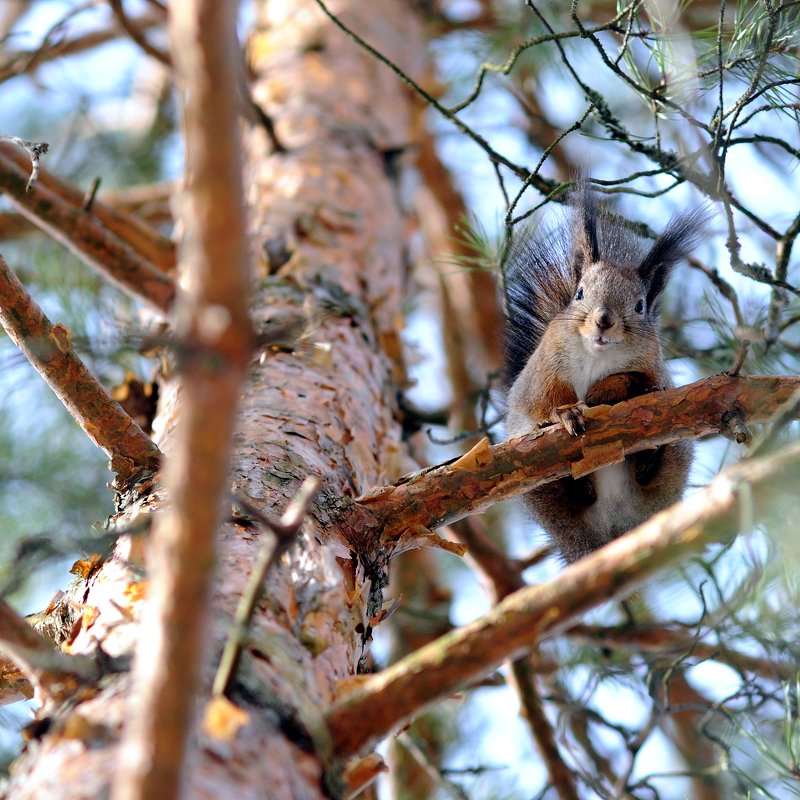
565,347,634,400
566,350,646,532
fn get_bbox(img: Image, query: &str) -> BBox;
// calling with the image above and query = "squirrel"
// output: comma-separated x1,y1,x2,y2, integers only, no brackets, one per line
504,181,706,563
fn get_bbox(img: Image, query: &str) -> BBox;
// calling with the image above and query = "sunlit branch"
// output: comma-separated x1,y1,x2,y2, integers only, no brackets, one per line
0,147,176,310
0,253,161,483
347,374,800,551
327,437,800,756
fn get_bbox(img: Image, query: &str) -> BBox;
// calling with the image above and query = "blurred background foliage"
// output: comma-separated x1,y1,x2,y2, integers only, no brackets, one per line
0,1,799,798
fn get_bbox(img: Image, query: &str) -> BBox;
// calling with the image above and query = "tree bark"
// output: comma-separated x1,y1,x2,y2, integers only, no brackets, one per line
2,1,422,797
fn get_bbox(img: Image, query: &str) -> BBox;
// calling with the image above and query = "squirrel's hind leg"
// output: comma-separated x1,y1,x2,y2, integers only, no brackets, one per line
634,439,693,515
525,476,601,563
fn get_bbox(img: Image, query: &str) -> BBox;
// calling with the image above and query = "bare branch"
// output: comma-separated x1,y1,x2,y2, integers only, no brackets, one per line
0,134,48,191
311,0,549,188
510,656,581,800
566,623,797,682
108,0,171,66
213,477,321,698
348,375,800,551
0,253,161,483
0,146,176,310
450,520,580,798
113,0,254,797
326,436,800,756
0,10,165,85
0,598,96,702
0,140,176,275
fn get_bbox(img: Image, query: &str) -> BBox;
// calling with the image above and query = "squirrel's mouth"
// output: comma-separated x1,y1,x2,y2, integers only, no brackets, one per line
589,334,617,347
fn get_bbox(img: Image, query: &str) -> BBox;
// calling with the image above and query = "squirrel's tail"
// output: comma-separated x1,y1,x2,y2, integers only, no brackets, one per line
502,214,574,388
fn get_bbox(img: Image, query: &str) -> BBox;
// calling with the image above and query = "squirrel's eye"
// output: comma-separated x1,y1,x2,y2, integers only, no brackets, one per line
575,287,584,301
634,299,645,314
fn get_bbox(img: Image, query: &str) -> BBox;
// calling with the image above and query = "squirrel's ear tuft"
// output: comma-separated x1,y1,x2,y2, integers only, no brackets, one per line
570,179,599,279
639,206,708,308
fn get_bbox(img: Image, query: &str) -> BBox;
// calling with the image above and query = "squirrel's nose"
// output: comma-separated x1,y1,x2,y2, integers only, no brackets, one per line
595,310,613,330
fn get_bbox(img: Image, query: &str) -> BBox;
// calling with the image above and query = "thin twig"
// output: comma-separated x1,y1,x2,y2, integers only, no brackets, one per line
749,387,800,458
108,0,171,66
511,656,581,800
82,176,102,211
566,623,795,682
687,256,745,329
240,84,287,154
213,477,321,697
311,0,550,188
726,339,751,377
396,732,469,800
449,518,580,799
0,5,162,85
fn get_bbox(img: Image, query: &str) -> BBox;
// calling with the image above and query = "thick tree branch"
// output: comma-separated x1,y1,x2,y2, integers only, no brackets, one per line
0,145,176,310
113,1,253,798
0,253,161,482
326,436,800,757
347,374,800,551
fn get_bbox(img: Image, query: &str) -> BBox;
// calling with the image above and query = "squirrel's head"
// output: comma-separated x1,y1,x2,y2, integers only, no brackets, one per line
569,264,650,352
567,182,707,355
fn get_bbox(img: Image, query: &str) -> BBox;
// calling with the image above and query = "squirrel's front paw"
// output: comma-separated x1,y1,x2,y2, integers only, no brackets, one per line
553,402,587,436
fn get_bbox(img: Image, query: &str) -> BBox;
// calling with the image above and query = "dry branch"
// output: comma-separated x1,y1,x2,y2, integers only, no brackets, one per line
0,253,161,482
108,0,171,66
213,478,321,698
0,598,96,702
0,145,175,309
326,436,800,757
0,11,165,85
510,656,580,800
450,516,580,797
0,142,176,274
0,135,48,191
349,374,800,549
112,1,253,798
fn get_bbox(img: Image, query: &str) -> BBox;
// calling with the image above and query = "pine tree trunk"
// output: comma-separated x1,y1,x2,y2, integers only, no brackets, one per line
3,2,425,796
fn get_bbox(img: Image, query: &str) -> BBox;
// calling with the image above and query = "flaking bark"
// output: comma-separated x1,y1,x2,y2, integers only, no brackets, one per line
348,374,800,550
